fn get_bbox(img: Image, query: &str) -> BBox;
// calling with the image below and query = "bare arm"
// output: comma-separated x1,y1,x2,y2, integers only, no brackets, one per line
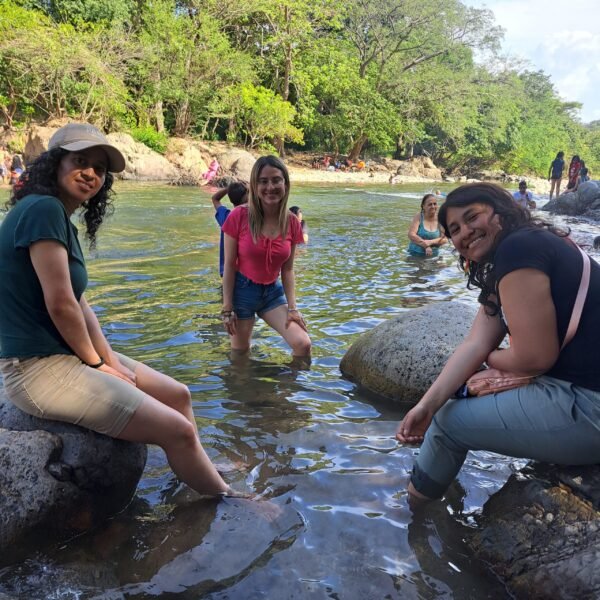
408,214,430,248
397,306,506,443
486,269,559,375
281,247,297,309
281,245,307,331
80,295,136,383
30,241,134,383
30,240,103,366
211,187,228,210
429,232,447,247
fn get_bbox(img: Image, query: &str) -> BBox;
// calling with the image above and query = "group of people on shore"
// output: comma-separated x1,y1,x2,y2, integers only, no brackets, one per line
0,122,598,510
311,155,368,172
548,151,591,199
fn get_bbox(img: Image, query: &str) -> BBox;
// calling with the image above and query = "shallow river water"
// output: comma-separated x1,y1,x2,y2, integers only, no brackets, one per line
1,182,599,599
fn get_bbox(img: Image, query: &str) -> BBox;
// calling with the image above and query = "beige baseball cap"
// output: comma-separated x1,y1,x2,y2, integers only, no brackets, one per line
48,123,126,173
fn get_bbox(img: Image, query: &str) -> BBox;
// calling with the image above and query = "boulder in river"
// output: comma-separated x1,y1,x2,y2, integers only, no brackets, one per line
543,180,600,218
0,391,147,563
468,463,600,599
340,301,478,404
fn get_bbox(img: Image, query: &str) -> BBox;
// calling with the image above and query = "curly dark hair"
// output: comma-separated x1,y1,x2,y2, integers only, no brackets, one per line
7,147,115,249
438,182,568,314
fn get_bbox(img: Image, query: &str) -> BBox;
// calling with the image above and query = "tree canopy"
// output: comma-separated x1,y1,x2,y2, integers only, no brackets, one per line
1,0,597,174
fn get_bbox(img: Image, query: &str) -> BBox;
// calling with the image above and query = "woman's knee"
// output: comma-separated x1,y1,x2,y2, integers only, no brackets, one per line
169,382,192,413
161,416,199,451
290,333,312,356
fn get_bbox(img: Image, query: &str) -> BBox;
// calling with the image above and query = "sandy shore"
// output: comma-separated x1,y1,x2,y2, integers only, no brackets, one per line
287,166,440,186
287,166,552,195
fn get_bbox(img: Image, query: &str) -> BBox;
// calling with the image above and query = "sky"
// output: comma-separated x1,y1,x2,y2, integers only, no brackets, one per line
466,0,600,123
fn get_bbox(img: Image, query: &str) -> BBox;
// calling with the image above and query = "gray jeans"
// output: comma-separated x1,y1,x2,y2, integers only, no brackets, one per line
411,376,600,498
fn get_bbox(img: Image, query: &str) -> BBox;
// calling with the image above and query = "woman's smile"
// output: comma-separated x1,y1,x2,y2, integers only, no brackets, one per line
56,147,107,211
446,203,502,261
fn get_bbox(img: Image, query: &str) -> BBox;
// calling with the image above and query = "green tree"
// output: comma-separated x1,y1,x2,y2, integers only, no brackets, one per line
217,82,302,149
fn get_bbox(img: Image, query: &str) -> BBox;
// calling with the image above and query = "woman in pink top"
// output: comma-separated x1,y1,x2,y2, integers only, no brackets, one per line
221,156,311,358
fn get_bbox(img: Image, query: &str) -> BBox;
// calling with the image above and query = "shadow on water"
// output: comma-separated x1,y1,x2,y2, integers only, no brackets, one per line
3,183,599,598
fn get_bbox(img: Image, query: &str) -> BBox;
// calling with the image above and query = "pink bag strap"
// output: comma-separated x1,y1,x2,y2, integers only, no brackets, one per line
561,246,591,350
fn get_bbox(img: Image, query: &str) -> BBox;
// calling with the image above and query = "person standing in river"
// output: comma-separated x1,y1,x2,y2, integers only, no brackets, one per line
212,181,248,277
221,156,311,359
0,122,233,498
407,194,447,257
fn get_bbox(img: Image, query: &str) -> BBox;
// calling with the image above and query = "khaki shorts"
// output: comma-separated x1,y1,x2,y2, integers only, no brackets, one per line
0,353,146,437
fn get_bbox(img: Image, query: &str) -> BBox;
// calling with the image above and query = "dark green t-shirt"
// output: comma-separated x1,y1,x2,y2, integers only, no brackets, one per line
0,194,88,358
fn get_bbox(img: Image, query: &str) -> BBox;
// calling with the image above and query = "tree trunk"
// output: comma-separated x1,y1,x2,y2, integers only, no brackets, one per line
274,6,292,159
274,137,285,157
393,134,404,160
349,134,368,161
154,100,165,133
174,98,190,136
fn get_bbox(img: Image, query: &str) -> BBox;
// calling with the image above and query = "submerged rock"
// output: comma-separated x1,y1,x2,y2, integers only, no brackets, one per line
468,463,600,599
340,301,478,404
0,391,147,564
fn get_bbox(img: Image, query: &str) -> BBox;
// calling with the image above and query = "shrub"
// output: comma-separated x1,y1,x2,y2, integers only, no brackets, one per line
130,126,168,154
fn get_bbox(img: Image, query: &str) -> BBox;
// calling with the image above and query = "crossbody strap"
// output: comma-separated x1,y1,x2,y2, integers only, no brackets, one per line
561,246,591,350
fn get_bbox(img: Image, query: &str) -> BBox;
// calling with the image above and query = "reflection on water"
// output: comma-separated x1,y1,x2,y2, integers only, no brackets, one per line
1,183,599,598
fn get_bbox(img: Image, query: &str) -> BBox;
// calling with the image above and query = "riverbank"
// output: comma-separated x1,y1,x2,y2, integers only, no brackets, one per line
3,121,552,193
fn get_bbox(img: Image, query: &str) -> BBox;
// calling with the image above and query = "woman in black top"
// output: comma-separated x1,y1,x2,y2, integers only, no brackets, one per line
397,182,600,502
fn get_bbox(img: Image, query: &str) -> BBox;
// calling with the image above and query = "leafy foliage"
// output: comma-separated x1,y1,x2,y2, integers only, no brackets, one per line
130,125,168,154
0,0,595,175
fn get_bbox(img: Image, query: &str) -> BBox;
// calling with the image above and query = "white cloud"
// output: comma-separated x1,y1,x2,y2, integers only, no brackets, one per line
466,0,600,122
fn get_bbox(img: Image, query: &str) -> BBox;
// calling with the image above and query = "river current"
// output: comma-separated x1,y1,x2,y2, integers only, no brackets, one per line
1,182,599,599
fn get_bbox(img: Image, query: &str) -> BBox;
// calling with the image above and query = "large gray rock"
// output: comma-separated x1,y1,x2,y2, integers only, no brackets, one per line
23,125,55,163
107,132,178,181
577,180,600,210
166,138,208,185
468,464,600,599
340,301,478,403
0,392,147,562
217,149,256,181
543,181,600,219
23,125,178,182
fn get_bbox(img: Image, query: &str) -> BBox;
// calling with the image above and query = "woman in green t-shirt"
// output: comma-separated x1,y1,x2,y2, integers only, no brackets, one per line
0,123,233,498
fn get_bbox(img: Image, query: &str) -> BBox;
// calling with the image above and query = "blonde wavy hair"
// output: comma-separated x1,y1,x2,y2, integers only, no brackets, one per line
248,155,291,243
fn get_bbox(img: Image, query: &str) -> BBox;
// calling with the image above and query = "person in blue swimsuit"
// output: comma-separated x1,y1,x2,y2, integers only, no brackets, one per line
408,194,447,257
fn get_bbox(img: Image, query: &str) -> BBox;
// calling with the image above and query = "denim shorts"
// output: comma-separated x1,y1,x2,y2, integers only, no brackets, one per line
233,272,287,320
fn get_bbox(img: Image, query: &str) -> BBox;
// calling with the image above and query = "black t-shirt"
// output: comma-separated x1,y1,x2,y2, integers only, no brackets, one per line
494,227,600,391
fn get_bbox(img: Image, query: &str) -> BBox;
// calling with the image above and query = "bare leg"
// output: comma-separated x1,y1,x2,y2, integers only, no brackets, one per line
260,304,312,357
134,361,195,425
407,481,434,509
229,318,255,353
117,395,229,495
